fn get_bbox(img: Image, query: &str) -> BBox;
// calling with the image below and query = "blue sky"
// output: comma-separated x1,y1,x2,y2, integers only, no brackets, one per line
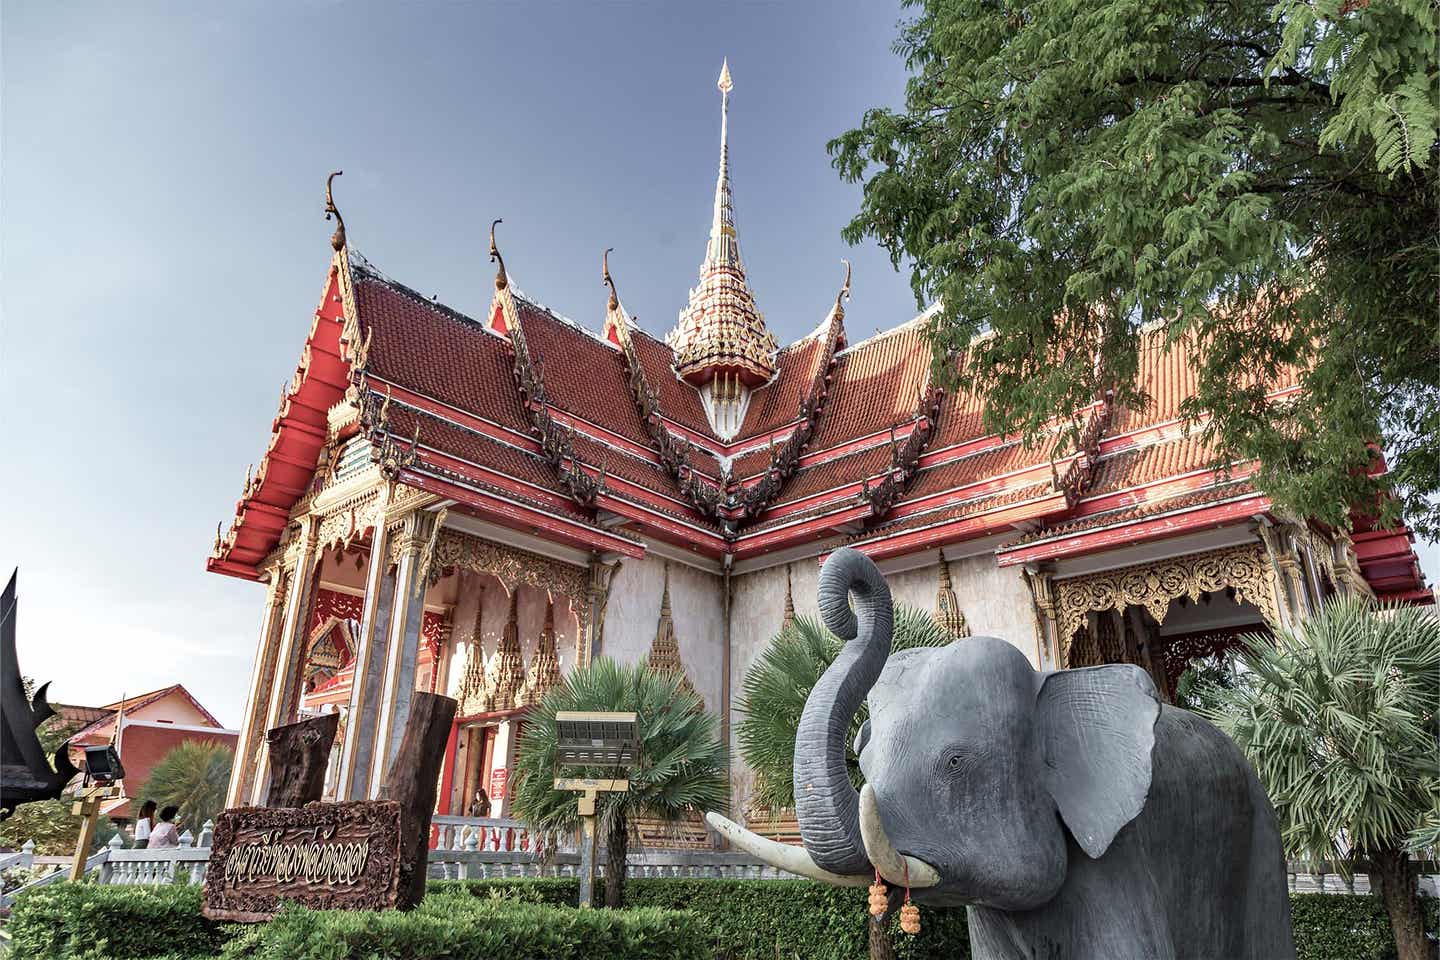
3,2,1433,727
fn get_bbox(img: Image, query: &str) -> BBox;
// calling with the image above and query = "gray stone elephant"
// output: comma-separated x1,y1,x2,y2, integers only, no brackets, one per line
709,547,1295,959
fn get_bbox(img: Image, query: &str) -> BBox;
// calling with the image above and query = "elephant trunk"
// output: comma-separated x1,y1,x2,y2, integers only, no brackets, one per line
793,547,893,876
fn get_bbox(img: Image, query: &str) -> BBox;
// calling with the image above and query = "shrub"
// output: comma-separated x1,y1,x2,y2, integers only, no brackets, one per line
218,889,704,960
1289,893,1440,960
7,882,228,960
439,878,969,960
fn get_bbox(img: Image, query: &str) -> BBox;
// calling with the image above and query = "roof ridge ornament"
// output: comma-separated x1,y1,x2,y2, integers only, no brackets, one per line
834,259,852,322
489,219,508,291
603,247,619,311
325,171,346,252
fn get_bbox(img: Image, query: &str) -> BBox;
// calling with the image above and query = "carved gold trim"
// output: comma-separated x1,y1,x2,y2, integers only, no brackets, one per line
1055,543,1280,660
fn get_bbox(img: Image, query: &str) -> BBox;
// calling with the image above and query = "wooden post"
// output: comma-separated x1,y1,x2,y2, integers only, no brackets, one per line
263,712,340,809
554,777,629,908
68,785,118,881
382,691,457,908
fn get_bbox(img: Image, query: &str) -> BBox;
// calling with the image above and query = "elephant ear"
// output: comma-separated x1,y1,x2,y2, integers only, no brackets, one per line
1035,664,1161,860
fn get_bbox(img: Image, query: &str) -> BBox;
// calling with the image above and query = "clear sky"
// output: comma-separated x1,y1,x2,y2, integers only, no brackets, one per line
3,2,1433,728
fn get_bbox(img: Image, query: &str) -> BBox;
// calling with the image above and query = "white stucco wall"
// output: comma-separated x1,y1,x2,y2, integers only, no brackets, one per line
598,549,725,714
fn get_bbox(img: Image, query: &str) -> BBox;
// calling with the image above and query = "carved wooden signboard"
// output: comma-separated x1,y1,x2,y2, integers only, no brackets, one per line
202,800,403,922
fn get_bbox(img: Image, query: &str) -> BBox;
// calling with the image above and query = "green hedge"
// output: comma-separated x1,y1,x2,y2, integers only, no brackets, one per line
6,883,228,960
8,878,1437,960
440,878,966,960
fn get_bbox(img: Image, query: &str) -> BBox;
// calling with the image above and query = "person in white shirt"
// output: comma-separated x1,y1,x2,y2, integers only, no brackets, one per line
147,806,181,849
133,800,156,849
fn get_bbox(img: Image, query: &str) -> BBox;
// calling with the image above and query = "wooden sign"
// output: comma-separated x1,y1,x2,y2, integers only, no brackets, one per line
202,800,403,922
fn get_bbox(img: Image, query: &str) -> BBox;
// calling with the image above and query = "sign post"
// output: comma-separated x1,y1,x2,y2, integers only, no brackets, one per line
553,711,638,908
68,784,119,881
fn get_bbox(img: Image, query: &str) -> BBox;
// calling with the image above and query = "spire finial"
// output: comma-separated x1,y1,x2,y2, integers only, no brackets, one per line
603,247,619,311
489,219,508,290
324,171,346,252
718,58,733,94
834,259,852,319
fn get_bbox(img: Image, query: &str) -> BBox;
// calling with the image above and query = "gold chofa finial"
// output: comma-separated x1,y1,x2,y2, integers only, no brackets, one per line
835,259,852,316
325,170,346,251
489,219,508,290
718,58,733,94
603,248,619,311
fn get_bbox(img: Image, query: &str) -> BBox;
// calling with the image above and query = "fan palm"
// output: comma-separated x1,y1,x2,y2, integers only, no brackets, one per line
739,605,956,810
139,741,233,836
1198,596,1440,960
509,657,727,908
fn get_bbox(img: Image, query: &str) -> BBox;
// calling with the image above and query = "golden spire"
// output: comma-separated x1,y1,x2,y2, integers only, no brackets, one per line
325,171,346,252
781,565,796,632
484,588,525,711
649,564,701,705
456,590,487,715
668,60,777,398
834,259,852,322
934,550,970,639
603,247,619,311
518,598,561,707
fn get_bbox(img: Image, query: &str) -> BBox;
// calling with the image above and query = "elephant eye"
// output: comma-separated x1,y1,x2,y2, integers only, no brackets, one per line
938,744,980,781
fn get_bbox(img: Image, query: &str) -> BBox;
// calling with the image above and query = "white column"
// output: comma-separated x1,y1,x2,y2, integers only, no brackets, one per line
368,513,432,795
250,519,320,804
488,719,519,819
336,518,397,801
225,566,288,807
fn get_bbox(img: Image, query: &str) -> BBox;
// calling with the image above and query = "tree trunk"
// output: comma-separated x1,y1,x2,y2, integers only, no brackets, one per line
604,810,627,909
263,712,339,809
381,692,457,910
867,916,897,960
1370,846,1431,960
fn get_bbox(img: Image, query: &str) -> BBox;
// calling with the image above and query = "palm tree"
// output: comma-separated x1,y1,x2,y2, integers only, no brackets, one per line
1198,596,1440,960
738,605,956,960
739,605,956,809
509,657,728,908
139,741,234,836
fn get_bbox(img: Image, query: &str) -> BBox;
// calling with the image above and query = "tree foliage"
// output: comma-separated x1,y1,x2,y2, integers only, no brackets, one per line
1198,597,1439,959
738,606,956,810
140,741,234,835
830,0,1438,535
509,658,728,906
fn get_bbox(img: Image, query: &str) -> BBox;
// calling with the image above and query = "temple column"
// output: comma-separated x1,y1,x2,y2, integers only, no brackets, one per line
249,517,321,804
336,506,398,800
1023,567,1060,670
368,511,435,794
1257,523,1307,627
225,563,289,808
1334,530,1375,599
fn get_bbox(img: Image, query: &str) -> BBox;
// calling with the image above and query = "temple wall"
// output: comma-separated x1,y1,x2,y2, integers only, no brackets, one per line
599,550,725,714
725,550,1037,818
442,570,582,702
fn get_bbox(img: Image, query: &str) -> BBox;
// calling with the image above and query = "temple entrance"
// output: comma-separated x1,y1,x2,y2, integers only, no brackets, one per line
1065,587,1269,703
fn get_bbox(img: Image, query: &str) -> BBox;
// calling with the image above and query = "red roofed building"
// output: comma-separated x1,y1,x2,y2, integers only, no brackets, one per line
209,65,1431,829
63,685,238,821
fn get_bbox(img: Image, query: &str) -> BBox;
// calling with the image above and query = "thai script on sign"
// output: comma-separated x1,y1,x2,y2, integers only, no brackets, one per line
223,825,370,886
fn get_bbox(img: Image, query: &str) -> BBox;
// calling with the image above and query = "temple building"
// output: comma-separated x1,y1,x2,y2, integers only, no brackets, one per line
209,64,1432,833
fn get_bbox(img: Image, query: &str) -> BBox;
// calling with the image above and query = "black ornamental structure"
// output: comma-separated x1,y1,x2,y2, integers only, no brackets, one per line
0,570,79,820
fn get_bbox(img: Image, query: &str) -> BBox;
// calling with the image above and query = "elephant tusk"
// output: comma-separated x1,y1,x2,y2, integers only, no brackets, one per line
704,812,871,887
859,784,941,888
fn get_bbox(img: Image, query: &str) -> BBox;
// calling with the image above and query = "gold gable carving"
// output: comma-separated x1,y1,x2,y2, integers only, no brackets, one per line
1055,543,1281,661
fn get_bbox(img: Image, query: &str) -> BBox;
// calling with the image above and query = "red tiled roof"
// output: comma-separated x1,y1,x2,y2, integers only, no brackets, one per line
357,273,531,434
808,324,931,450
211,252,1420,582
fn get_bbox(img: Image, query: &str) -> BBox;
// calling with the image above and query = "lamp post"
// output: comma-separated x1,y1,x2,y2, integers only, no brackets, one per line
553,711,637,908
69,745,124,881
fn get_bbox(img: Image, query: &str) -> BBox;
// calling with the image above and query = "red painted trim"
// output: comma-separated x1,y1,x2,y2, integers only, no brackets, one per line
593,495,729,555
1070,466,1257,519
367,378,542,454
436,720,460,818
995,495,1270,566
846,493,1070,562
731,503,872,560
796,421,919,471
397,469,646,558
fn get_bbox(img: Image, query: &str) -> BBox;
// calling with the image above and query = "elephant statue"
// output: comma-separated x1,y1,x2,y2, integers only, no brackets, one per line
709,547,1295,959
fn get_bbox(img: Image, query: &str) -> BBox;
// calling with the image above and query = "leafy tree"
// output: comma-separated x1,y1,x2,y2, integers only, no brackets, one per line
140,741,234,836
739,605,956,809
738,607,957,960
830,0,1438,536
509,658,728,908
1199,597,1440,960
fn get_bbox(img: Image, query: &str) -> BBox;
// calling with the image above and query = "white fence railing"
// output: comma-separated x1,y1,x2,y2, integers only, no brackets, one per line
5,818,1437,907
